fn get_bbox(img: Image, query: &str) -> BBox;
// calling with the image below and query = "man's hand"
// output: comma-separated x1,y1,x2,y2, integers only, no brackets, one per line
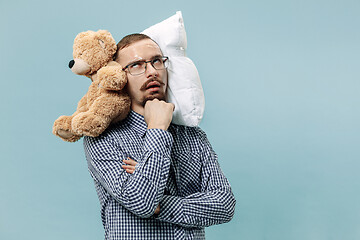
122,157,137,174
154,204,160,215
144,99,175,130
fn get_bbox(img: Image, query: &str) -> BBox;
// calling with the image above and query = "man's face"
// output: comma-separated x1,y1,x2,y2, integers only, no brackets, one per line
116,39,168,113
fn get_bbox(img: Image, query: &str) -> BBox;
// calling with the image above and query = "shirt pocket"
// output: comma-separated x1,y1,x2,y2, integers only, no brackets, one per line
173,151,203,196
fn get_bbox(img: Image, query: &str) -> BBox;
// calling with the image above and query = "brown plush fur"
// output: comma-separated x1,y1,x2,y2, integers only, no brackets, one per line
53,30,131,142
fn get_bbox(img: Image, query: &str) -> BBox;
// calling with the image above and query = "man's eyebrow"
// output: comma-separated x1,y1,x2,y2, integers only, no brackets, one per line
150,54,163,60
126,54,163,66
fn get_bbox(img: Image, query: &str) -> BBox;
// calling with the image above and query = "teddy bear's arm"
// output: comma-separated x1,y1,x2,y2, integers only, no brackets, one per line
71,91,130,137
97,61,127,91
74,94,89,114
52,93,89,142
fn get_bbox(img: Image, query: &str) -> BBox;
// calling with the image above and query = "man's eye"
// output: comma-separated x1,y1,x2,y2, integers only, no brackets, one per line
152,58,164,67
153,58,162,64
130,62,143,69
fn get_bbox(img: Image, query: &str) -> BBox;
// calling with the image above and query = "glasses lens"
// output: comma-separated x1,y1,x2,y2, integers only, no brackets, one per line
151,57,167,70
128,62,146,75
127,57,169,75
152,57,166,70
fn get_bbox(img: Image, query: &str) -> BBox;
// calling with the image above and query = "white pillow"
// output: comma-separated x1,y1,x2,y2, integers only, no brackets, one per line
142,11,205,127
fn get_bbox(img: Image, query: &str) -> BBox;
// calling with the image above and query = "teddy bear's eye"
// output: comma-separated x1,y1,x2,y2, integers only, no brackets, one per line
99,39,106,49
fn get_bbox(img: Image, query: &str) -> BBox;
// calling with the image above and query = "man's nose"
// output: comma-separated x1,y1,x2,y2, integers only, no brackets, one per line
145,62,158,77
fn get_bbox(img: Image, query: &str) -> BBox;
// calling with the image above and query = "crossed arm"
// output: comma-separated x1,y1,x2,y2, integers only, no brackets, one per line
119,130,236,227
85,127,235,228
122,157,161,215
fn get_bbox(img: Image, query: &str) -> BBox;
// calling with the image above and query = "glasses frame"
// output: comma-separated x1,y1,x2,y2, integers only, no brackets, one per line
122,56,169,76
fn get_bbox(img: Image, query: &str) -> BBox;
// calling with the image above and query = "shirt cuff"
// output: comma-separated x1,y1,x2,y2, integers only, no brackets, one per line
144,128,173,154
156,195,183,223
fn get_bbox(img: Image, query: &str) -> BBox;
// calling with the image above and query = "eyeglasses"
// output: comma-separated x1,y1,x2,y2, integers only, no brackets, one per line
122,56,169,76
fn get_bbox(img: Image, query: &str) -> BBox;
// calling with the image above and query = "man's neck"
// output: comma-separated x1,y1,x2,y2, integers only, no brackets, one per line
131,105,145,116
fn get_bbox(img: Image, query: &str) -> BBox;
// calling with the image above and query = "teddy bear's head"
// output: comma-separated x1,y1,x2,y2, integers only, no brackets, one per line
69,30,117,76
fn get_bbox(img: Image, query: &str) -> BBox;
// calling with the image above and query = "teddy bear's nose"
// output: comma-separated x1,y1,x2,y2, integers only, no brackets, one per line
69,60,75,69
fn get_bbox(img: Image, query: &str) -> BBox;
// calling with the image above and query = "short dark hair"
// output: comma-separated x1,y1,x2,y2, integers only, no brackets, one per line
114,33,152,61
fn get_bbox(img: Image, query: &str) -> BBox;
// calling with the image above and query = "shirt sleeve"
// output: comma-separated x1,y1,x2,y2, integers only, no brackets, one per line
155,129,236,227
84,128,173,218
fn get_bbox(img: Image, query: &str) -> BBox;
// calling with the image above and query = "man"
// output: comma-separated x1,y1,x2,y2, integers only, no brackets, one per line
83,33,236,240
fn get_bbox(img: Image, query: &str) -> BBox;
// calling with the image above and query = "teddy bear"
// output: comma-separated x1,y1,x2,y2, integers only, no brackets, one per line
53,30,131,142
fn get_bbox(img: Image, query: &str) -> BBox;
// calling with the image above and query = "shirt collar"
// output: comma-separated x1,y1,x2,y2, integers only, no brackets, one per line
125,110,147,138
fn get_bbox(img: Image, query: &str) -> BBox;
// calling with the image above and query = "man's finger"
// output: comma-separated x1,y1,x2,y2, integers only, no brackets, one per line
123,158,137,166
122,165,135,169
125,169,134,174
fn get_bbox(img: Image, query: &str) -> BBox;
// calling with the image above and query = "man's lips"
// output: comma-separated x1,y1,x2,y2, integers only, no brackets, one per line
146,81,161,89
141,79,164,91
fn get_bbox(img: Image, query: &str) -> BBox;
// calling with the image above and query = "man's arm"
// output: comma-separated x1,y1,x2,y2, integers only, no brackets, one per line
155,129,236,227
85,127,172,218
122,157,161,214
84,99,174,218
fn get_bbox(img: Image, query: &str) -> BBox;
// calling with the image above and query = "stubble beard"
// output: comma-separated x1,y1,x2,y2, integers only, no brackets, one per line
140,79,167,106
141,91,166,106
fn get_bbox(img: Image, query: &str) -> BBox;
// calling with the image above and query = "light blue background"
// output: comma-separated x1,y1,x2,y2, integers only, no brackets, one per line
1,0,359,239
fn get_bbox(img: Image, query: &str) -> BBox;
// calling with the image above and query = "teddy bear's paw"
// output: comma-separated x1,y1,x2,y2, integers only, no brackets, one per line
97,66,127,91
57,129,75,139
53,115,72,129
53,115,82,142
72,113,108,137
56,129,82,142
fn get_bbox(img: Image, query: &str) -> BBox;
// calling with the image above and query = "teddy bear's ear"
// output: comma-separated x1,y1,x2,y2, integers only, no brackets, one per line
99,39,106,49
75,31,92,41
95,30,117,56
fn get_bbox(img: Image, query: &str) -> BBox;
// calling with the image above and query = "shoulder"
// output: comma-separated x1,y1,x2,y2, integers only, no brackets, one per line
83,121,130,159
84,120,127,143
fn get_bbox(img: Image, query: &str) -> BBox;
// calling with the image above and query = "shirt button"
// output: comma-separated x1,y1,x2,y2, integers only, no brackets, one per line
170,213,174,218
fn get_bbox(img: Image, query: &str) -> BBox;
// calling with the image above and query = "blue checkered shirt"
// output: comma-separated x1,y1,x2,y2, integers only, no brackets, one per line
83,111,236,240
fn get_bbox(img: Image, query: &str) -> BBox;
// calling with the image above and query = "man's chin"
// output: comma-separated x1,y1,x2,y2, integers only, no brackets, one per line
142,93,166,105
